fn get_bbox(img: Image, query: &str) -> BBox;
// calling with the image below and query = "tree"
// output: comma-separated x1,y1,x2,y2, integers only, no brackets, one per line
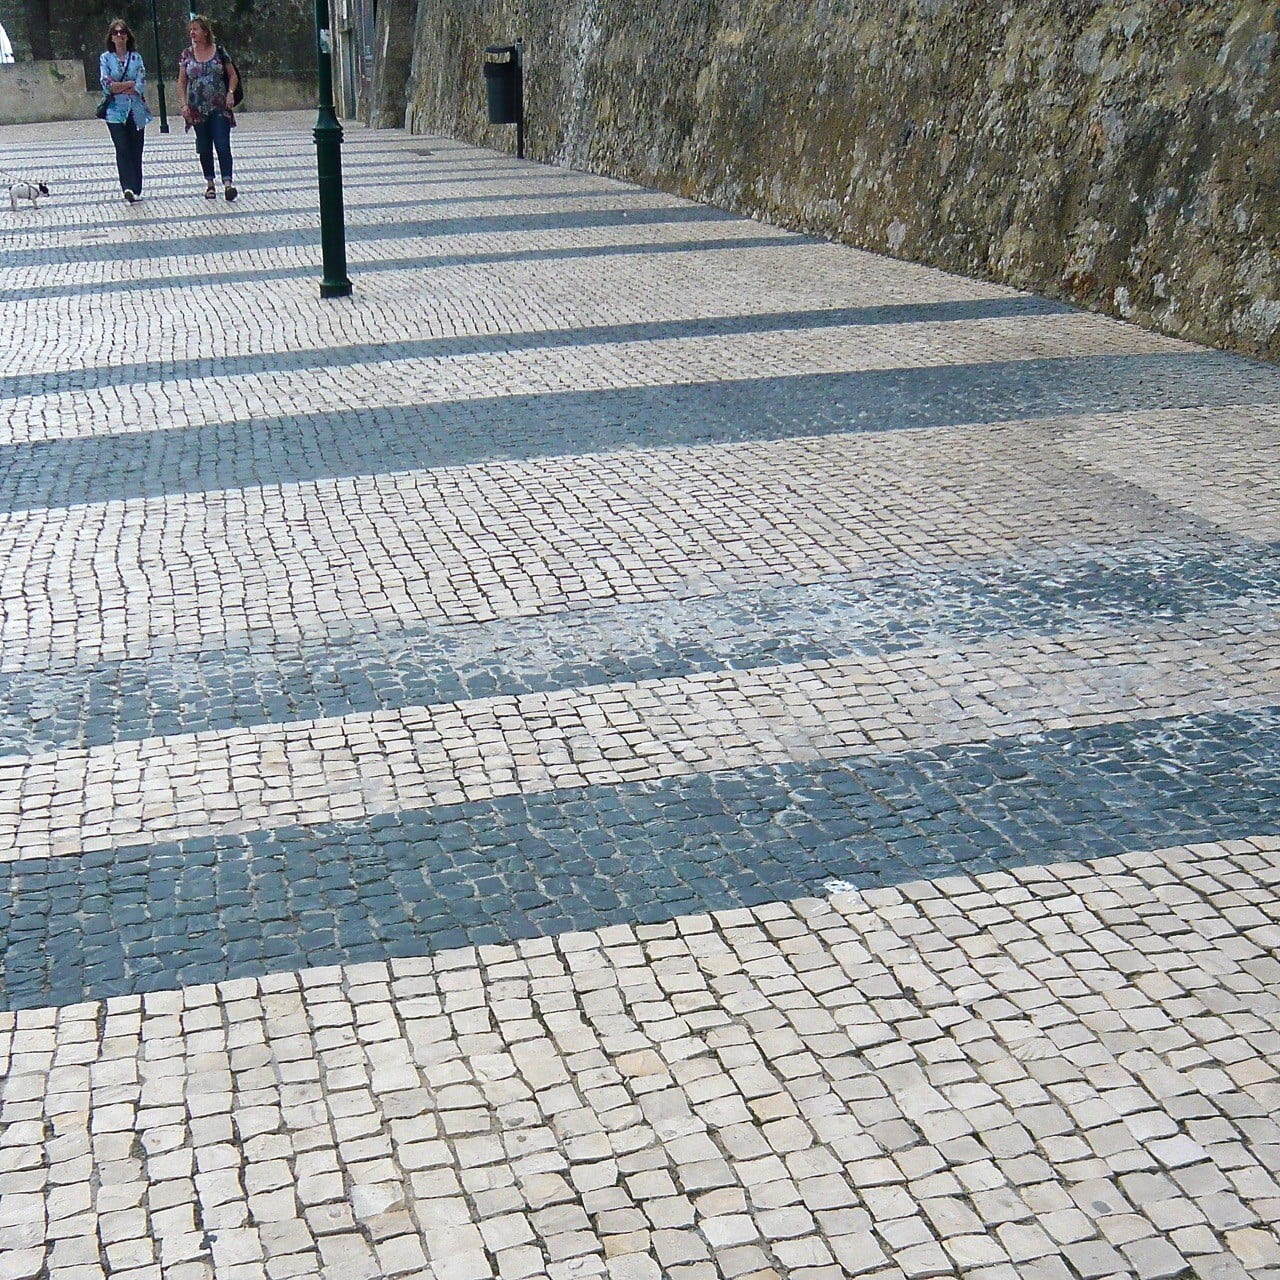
25,0,54,60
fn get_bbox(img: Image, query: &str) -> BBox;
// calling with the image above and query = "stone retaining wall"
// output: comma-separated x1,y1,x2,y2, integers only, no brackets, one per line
405,0,1280,361
0,59,95,124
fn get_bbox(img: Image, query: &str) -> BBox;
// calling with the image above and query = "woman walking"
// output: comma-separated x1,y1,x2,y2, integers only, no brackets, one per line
99,20,152,203
178,15,240,201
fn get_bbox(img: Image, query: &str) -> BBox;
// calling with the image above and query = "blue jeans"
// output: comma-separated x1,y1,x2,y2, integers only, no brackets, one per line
106,118,145,194
193,111,233,184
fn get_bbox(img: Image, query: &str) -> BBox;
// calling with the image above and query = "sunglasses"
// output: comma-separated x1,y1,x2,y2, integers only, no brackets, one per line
110,28,128,35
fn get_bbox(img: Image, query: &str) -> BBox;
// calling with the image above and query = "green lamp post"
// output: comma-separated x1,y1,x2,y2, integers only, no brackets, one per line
314,0,352,298
148,0,169,131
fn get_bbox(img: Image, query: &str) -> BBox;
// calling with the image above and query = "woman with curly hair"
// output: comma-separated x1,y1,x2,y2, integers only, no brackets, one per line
178,14,240,201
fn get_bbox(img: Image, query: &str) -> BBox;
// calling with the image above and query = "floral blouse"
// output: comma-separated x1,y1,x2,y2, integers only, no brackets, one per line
180,47,235,124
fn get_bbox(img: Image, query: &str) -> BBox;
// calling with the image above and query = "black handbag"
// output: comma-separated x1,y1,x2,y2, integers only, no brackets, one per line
96,94,111,119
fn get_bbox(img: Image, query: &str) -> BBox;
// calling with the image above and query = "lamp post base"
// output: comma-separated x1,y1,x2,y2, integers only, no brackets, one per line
314,106,352,299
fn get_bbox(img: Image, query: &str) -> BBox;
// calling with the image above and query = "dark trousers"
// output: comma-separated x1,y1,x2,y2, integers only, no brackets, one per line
106,119,145,194
193,112,234,183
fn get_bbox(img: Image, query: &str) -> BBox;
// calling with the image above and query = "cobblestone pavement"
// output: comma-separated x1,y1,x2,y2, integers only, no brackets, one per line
1,113,1279,1280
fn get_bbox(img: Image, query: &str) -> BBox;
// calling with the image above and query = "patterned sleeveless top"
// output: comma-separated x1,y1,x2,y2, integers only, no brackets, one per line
180,48,232,120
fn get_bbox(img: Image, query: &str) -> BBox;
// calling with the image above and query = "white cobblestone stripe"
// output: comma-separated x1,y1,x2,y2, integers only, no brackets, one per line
1055,410,1280,543
0,314,1187,445
1,222,799,301
1,839,1278,1280
0,621,1273,861
0,421,1253,672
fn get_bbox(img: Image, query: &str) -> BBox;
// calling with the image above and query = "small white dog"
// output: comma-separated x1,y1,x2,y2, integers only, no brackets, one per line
8,180,49,211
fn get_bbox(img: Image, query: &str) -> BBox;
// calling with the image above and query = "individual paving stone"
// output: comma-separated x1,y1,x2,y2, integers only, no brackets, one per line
1120,1235,1192,1279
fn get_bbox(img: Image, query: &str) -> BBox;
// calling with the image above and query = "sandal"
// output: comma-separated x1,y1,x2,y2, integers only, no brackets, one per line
205,182,216,200
224,184,237,202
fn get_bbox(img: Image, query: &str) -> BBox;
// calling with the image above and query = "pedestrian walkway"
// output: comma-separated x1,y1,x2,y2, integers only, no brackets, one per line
1,112,1278,1280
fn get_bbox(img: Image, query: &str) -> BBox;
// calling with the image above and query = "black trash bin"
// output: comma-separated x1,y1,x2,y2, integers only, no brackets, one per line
484,45,520,125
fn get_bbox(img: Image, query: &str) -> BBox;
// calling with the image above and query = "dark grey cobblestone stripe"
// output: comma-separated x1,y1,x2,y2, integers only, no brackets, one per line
0,204,737,270
4,236,812,303
2,354,1276,515
0,298,1062,401
0,541,1274,754
1,707,1275,1011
